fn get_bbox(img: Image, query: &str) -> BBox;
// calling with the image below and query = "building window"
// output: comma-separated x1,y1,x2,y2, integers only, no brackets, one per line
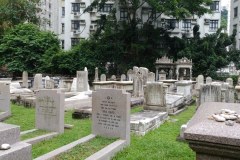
49,3,51,9
62,7,65,17
166,19,179,29
80,2,86,8
182,20,191,29
209,20,218,31
71,20,80,30
72,3,80,12
71,38,80,47
234,7,238,18
210,1,219,11
99,4,113,12
61,40,64,49
120,8,128,21
61,23,64,33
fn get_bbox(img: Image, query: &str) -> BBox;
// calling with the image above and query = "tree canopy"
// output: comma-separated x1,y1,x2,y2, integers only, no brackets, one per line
0,23,60,76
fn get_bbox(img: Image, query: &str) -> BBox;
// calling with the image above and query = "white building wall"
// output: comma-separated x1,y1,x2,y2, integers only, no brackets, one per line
230,0,240,49
40,0,221,50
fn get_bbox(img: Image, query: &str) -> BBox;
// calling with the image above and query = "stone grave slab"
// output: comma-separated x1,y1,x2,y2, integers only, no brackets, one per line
184,102,240,160
0,82,11,120
36,89,64,133
130,110,168,135
166,94,185,115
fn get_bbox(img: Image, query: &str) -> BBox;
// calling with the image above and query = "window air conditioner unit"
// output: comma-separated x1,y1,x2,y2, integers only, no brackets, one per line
74,12,80,16
73,30,81,34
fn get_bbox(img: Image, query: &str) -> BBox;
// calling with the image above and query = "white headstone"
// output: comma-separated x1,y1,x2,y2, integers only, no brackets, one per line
197,75,204,89
45,79,55,89
139,67,149,85
226,78,233,86
147,72,155,82
206,77,212,84
70,78,77,92
94,67,99,82
22,71,28,88
100,74,106,81
0,83,11,116
121,74,126,81
111,75,117,81
199,83,222,106
144,82,166,111
33,74,43,90
92,89,130,143
36,89,64,133
176,81,192,102
133,72,143,97
77,71,88,92
127,69,133,81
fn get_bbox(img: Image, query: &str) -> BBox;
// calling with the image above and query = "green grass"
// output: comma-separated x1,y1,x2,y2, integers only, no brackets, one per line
4,103,196,160
112,105,196,160
131,105,143,114
21,130,50,140
4,104,35,131
53,136,117,160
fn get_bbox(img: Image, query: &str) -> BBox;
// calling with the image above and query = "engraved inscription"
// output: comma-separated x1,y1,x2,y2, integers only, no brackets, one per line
37,96,56,116
96,96,121,130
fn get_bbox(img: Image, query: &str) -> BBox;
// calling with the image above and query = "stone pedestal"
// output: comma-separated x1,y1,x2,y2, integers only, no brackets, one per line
0,123,31,160
184,102,240,160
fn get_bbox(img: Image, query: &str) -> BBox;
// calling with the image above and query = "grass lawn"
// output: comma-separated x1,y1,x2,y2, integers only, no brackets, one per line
4,103,196,160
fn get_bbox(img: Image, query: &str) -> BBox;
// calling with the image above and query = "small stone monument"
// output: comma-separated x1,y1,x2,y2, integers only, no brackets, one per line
22,71,28,88
133,71,144,97
94,67,99,82
100,74,106,81
0,82,11,120
77,70,88,92
206,77,212,84
110,75,117,81
147,72,155,82
121,74,126,81
70,78,77,92
139,67,149,85
92,89,130,143
199,83,222,106
36,89,64,133
33,74,43,90
144,82,167,111
176,81,192,103
196,75,204,89
226,78,233,86
127,69,133,81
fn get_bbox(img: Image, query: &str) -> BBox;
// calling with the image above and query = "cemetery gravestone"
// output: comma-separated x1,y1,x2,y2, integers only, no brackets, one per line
147,72,155,82
22,71,28,88
226,78,233,86
33,74,43,90
77,71,88,92
127,69,133,81
121,74,126,81
144,82,166,111
94,67,99,82
111,75,117,81
70,78,77,92
139,67,149,85
100,74,106,81
206,77,212,84
36,89,64,133
199,83,222,106
92,89,130,143
0,82,11,119
197,75,204,89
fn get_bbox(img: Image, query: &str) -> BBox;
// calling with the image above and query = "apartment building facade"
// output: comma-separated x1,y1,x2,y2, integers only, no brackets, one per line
40,0,221,50
230,0,240,49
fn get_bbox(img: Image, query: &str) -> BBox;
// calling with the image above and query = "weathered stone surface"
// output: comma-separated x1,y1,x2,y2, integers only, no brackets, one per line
144,82,166,111
77,71,88,92
0,82,11,119
133,67,144,97
120,74,126,81
94,67,99,82
70,78,77,92
45,79,55,89
0,123,20,145
184,102,240,160
176,80,192,102
36,89,64,133
22,71,28,88
100,74,106,81
130,110,168,135
33,74,43,90
199,83,222,106
206,77,212,84
92,89,130,143
127,69,133,81
139,67,149,85
226,78,233,86
196,75,204,89
147,72,155,82
110,75,117,81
